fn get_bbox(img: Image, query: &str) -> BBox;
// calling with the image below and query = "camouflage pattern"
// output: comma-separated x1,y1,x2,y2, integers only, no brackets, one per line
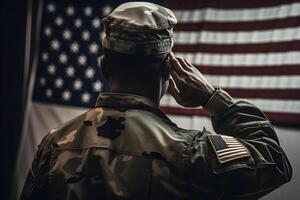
20,90,292,200
101,2,177,55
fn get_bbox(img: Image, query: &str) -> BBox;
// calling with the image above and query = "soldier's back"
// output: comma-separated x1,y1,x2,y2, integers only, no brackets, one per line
47,94,195,200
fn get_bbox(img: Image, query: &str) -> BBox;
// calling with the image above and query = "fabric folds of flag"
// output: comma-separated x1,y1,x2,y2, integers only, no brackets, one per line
161,0,300,125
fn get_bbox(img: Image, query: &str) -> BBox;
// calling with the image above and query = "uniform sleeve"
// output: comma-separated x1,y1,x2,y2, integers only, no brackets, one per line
188,88,293,200
19,133,53,200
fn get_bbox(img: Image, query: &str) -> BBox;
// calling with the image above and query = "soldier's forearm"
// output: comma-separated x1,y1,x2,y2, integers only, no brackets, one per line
204,88,279,142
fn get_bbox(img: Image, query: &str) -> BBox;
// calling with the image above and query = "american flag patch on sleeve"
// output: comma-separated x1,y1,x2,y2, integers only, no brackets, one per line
207,134,250,164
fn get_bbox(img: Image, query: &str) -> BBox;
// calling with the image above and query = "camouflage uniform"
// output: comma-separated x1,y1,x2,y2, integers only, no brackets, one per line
20,2,292,200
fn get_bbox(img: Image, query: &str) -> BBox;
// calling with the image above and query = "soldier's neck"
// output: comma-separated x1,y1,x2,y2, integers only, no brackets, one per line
110,83,160,106
109,81,160,106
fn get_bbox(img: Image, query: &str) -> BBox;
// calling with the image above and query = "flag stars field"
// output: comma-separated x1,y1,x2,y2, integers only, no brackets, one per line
33,1,110,108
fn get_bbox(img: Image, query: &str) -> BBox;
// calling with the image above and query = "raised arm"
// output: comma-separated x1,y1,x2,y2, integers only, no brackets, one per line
167,53,292,199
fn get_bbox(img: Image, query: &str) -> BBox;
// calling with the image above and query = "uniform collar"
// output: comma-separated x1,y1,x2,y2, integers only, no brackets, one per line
95,93,177,127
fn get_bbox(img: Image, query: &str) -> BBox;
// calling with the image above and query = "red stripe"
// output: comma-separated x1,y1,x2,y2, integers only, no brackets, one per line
173,41,300,54
161,107,300,125
224,89,300,100
174,16,300,32
195,65,300,75
165,0,300,9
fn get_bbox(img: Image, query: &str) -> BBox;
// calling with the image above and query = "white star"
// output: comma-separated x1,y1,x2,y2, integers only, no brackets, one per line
44,27,52,37
47,3,55,13
70,42,79,53
81,92,91,103
81,30,90,41
41,52,49,61
55,16,64,26
65,66,75,77
89,43,99,54
58,53,68,64
40,77,46,86
51,39,60,50
74,18,82,28
73,79,83,90
47,64,56,74
62,29,72,40
66,6,75,16
55,78,64,88
62,90,71,101
93,81,102,92
84,6,93,16
78,55,87,65
92,18,100,28
102,5,112,16
97,57,101,67
46,89,53,97
85,67,95,79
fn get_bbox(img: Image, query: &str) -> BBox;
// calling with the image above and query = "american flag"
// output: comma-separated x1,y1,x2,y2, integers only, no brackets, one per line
14,0,300,198
32,0,300,125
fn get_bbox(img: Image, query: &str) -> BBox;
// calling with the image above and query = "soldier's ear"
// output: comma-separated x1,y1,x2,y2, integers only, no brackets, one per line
100,55,110,80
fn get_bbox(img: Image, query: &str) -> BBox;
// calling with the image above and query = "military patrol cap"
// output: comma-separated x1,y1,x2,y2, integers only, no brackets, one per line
101,2,177,55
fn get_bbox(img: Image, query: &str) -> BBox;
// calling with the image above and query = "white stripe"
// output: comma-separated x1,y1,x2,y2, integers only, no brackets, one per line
160,95,300,114
174,28,300,45
174,51,300,66
205,75,300,89
222,138,237,141
218,149,248,157
228,144,244,147
217,147,245,153
173,3,300,22
219,151,249,160
224,142,240,145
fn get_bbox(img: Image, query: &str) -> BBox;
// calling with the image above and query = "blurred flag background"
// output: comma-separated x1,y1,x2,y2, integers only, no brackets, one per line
13,0,300,199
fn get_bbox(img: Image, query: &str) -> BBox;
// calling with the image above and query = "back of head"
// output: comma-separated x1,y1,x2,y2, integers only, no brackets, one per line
100,2,177,82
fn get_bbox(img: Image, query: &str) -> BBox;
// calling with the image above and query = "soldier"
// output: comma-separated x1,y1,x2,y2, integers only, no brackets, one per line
20,2,292,200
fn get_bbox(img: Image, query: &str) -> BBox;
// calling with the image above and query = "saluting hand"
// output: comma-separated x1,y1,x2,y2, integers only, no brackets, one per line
166,52,215,108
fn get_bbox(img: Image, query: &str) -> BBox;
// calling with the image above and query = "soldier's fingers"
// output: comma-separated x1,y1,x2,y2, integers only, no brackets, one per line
176,57,191,71
168,78,183,103
170,68,184,87
169,52,186,74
